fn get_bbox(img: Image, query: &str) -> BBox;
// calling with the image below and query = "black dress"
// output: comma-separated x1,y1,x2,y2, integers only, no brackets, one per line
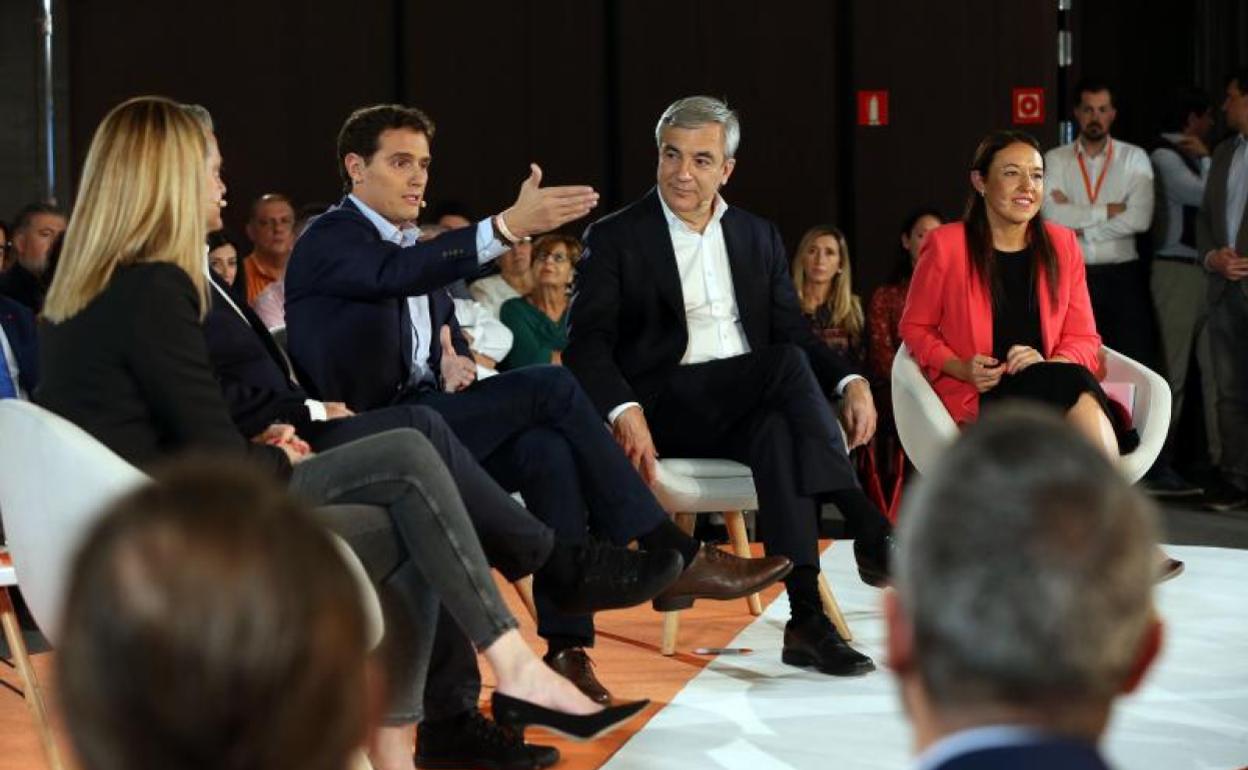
980,247,1138,453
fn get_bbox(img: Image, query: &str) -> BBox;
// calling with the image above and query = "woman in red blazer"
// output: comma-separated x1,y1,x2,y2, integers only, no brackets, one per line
899,130,1129,458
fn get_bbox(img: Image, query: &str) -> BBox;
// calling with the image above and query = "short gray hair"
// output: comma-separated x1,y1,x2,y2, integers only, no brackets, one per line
895,407,1158,711
655,96,740,159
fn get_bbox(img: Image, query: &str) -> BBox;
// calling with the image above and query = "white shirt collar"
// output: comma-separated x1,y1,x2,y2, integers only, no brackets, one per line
348,194,419,245
657,189,729,234
1075,136,1113,159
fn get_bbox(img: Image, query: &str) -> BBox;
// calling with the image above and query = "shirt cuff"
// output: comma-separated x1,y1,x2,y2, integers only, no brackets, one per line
607,401,641,425
835,374,866,396
475,219,509,264
304,399,328,422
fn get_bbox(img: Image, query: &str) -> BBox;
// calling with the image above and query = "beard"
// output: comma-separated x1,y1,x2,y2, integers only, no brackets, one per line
1080,122,1105,141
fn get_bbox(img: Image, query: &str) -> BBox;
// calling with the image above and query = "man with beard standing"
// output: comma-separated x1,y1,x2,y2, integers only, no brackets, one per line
1042,79,1159,369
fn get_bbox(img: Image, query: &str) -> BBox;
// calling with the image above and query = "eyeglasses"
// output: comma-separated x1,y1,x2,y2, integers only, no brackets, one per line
535,252,570,264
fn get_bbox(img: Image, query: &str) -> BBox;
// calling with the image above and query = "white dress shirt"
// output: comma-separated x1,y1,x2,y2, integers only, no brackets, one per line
469,274,522,318
349,194,509,386
1225,134,1248,249
1150,132,1212,258
1043,137,1155,265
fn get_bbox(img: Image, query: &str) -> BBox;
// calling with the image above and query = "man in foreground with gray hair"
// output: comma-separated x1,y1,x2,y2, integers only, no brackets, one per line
567,94,893,675
885,408,1163,769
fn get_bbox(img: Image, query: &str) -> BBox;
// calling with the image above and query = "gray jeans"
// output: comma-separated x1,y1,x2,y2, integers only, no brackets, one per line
290,428,517,724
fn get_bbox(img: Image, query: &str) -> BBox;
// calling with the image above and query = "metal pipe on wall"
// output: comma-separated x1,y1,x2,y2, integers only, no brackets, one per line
1057,0,1074,145
38,0,56,204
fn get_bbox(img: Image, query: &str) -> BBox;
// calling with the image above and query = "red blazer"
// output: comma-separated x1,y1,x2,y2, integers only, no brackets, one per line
898,221,1101,424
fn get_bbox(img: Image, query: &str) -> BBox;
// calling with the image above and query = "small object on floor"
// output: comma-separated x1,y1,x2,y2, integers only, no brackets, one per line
491,691,649,742
544,647,612,705
692,647,754,656
415,707,559,770
1156,554,1185,584
651,543,793,611
781,612,875,677
1142,464,1203,498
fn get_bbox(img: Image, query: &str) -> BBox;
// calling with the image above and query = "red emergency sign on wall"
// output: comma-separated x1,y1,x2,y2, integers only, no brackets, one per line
857,91,889,126
1013,87,1045,124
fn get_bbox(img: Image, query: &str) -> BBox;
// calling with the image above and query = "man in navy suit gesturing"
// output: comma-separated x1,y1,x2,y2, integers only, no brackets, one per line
285,105,792,736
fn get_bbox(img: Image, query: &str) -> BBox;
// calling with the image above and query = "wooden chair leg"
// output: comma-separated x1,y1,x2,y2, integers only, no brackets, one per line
659,512,698,655
1,587,66,770
512,576,538,623
723,510,763,616
817,572,853,642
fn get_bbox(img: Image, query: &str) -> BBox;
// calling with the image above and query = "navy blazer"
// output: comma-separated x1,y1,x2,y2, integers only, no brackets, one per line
203,272,312,437
0,293,38,394
927,736,1110,770
566,188,858,418
284,197,475,411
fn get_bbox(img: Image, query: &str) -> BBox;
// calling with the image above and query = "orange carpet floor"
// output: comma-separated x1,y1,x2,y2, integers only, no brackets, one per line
1,541,790,770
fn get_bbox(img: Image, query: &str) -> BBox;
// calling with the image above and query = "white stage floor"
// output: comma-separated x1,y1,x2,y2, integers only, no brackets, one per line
603,544,1248,770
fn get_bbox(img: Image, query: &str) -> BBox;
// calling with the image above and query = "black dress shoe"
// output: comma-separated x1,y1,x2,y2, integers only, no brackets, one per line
538,541,683,616
415,708,559,770
544,648,612,704
652,544,793,611
782,613,876,676
854,534,895,588
491,691,648,742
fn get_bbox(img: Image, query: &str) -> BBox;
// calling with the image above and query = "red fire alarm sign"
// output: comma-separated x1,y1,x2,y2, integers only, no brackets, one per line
1013,88,1045,124
857,91,889,126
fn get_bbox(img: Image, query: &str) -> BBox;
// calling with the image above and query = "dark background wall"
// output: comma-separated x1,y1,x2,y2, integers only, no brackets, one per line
1,0,1244,301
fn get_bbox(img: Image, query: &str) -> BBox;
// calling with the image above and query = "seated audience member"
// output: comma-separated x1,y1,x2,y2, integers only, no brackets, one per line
868,208,943,384
420,224,514,373
0,293,37,399
58,462,376,770
286,103,791,704
899,130,1182,581
242,193,296,305
429,200,474,231
568,95,893,676
887,408,1163,770
469,238,534,316
791,225,864,367
499,234,580,369
35,96,648,770
0,202,67,312
207,229,240,290
251,203,330,330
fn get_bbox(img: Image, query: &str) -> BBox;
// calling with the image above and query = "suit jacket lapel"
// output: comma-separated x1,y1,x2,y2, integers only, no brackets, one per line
719,208,763,350
641,190,687,322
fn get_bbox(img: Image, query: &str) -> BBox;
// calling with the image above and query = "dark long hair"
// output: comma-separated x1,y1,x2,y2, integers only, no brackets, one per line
964,130,1058,307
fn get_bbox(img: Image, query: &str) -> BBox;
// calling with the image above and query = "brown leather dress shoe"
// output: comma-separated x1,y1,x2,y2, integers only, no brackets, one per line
652,544,793,611
544,648,612,704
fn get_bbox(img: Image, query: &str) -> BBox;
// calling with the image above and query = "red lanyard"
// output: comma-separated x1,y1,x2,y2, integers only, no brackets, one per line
1076,138,1114,205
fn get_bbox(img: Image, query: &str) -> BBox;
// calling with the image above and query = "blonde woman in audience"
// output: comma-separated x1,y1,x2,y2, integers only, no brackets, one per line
791,224,865,367
499,233,580,369
36,95,647,770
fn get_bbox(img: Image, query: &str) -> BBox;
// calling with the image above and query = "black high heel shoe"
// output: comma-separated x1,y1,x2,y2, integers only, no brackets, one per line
491,692,649,742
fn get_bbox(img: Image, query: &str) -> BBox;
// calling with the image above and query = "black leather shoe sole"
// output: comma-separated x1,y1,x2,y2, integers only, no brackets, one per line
781,648,876,677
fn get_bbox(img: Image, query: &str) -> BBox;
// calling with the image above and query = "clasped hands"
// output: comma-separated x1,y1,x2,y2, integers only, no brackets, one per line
959,346,1043,393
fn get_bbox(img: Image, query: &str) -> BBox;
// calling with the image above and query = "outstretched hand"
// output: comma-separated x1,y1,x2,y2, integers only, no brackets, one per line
499,164,599,238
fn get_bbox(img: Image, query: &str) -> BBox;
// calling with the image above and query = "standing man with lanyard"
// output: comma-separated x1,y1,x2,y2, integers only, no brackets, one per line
1043,79,1159,369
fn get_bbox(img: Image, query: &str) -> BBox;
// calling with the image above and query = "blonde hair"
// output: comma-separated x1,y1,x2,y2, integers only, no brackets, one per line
791,225,863,341
43,96,209,322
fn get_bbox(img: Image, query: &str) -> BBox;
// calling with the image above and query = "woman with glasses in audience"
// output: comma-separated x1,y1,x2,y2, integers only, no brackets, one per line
790,225,864,368
499,233,580,370
36,96,646,770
